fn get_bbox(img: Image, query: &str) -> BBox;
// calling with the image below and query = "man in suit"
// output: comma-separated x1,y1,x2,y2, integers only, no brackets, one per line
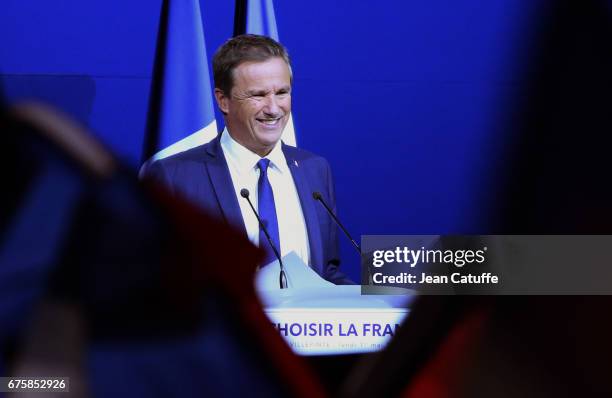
145,34,353,285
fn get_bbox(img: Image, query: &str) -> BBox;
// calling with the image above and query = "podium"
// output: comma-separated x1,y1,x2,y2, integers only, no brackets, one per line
256,253,415,355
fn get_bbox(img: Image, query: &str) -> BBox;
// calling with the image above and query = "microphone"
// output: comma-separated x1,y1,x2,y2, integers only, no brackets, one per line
313,191,372,285
312,191,361,253
240,188,287,289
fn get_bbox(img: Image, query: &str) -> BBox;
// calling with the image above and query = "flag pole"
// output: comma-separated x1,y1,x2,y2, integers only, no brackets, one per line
141,0,170,164
233,0,247,36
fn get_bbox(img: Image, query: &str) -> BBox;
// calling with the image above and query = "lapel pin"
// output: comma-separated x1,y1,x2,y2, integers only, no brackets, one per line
294,160,299,167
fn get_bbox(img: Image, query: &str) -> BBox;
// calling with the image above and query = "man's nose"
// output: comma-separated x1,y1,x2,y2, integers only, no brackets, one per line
263,95,281,115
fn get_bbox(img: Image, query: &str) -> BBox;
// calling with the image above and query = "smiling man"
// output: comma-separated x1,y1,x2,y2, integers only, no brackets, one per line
145,34,352,285
215,53,291,156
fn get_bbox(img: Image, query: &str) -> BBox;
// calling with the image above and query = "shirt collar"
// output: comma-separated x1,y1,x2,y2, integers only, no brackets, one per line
220,127,289,174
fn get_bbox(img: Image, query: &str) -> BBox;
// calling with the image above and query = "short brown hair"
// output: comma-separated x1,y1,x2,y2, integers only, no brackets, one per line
212,34,292,95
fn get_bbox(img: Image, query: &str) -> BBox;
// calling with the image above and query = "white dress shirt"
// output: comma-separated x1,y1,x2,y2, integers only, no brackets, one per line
220,128,310,267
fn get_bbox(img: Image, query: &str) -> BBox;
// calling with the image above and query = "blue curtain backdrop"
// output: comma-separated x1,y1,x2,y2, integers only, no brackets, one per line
0,0,552,280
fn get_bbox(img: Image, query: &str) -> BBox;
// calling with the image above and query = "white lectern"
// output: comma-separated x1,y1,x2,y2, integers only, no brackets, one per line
256,252,414,355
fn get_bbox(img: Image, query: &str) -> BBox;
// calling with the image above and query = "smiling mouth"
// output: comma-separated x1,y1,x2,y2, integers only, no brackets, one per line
256,117,283,126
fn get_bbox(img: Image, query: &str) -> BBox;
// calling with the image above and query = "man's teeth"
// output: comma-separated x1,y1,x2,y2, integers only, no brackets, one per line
259,119,279,125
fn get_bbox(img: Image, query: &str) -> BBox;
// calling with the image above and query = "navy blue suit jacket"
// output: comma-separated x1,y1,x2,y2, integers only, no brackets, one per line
144,134,353,285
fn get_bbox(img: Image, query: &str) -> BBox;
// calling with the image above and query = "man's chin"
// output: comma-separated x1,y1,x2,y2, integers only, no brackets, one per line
256,130,284,145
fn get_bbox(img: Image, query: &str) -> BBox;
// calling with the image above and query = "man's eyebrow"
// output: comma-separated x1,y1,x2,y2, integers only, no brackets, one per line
244,86,291,96
246,89,267,96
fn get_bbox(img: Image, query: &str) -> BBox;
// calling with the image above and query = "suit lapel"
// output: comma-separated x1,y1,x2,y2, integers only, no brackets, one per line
284,148,324,274
205,135,248,236
204,137,325,272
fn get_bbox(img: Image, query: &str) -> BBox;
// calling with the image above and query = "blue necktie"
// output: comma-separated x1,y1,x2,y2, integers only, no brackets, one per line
257,159,280,265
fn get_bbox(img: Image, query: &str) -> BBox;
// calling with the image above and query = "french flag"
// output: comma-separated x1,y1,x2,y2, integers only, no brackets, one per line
241,0,297,147
141,0,217,168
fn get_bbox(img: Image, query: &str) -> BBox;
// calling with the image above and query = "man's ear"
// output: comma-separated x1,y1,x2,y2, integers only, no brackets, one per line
214,88,229,115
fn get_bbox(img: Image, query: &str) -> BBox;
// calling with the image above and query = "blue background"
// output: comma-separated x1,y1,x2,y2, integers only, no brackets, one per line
0,1,551,281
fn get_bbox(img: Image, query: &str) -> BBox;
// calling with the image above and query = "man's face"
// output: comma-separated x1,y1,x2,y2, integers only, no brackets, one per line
216,57,291,156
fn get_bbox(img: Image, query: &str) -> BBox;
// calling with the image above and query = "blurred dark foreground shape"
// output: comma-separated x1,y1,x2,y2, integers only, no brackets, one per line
341,1,612,397
0,101,325,397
